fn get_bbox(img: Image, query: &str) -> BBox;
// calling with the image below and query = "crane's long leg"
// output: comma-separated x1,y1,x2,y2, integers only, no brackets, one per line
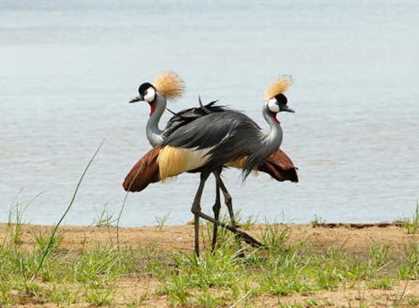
214,172,237,227
211,179,221,251
191,172,210,256
191,173,263,249
213,172,262,247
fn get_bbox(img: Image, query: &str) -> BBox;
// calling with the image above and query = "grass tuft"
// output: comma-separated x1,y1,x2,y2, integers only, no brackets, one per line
401,202,419,234
399,243,419,280
94,204,117,228
154,213,170,231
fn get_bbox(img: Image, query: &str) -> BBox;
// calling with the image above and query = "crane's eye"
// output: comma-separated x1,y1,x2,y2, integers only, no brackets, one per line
144,87,156,103
267,98,279,113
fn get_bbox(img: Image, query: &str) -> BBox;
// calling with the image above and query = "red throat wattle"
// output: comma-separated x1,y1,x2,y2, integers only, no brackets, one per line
148,101,157,115
271,113,280,124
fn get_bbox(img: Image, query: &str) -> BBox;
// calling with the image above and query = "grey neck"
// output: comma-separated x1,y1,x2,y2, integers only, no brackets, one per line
146,95,166,147
262,106,283,150
242,105,285,177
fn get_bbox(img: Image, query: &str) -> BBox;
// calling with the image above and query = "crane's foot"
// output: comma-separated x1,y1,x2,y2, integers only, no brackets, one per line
231,227,263,248
193,210,263,248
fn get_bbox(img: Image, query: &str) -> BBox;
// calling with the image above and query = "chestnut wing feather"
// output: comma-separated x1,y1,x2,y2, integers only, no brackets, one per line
257,149,299,182
123,147,161,192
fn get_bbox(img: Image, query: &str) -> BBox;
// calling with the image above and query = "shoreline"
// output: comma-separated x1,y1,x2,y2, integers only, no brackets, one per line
1,222,417,252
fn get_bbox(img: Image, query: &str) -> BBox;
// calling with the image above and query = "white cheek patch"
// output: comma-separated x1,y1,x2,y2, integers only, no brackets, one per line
144,88,156,102
267,99,279,113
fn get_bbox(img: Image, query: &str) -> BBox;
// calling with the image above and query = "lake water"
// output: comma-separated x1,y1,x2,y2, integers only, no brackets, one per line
1,0,418,226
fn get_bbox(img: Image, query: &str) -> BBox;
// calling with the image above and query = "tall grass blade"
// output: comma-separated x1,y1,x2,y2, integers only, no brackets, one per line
32,139,105,278
116,191,129,247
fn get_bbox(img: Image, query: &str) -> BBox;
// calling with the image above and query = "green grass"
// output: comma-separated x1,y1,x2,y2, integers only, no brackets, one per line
310,214,326,227
399,244,419,280
0,229,139,306
154,213,170,231
0,223,418,306
2,167,419,307
155,224,418,306
401,203,419,234
94,204,117,228
2,200,419,306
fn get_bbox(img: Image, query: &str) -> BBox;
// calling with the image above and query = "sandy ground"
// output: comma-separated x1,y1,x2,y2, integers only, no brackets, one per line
1,223,419,307
1,223,417,254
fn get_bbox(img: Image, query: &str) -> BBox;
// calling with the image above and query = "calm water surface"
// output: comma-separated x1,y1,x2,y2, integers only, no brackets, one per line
1,0,418,226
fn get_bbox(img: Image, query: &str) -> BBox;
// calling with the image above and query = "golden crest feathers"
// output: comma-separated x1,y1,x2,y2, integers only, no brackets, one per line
153,71,185,100
264,75,293,100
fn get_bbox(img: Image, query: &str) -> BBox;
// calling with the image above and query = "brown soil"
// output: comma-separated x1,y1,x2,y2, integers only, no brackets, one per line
2,223,419,307
1,223,417,254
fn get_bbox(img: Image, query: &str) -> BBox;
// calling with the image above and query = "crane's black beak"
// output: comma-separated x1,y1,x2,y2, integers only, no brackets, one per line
280,105,295,113
129,96,143,103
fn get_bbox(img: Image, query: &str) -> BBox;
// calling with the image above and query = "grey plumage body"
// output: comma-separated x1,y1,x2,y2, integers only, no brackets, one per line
162,107,284,178
162,100,226,138
143,93,285,178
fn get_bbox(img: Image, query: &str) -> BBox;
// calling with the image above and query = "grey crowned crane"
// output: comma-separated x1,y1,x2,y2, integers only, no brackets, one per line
124,72,262,249
123,72,298,255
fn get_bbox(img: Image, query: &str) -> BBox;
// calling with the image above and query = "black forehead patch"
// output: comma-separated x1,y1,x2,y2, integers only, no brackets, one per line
138,82,154,96
275,93,288,105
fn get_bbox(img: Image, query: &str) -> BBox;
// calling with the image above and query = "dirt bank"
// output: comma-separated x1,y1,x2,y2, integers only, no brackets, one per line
1,222,417,254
